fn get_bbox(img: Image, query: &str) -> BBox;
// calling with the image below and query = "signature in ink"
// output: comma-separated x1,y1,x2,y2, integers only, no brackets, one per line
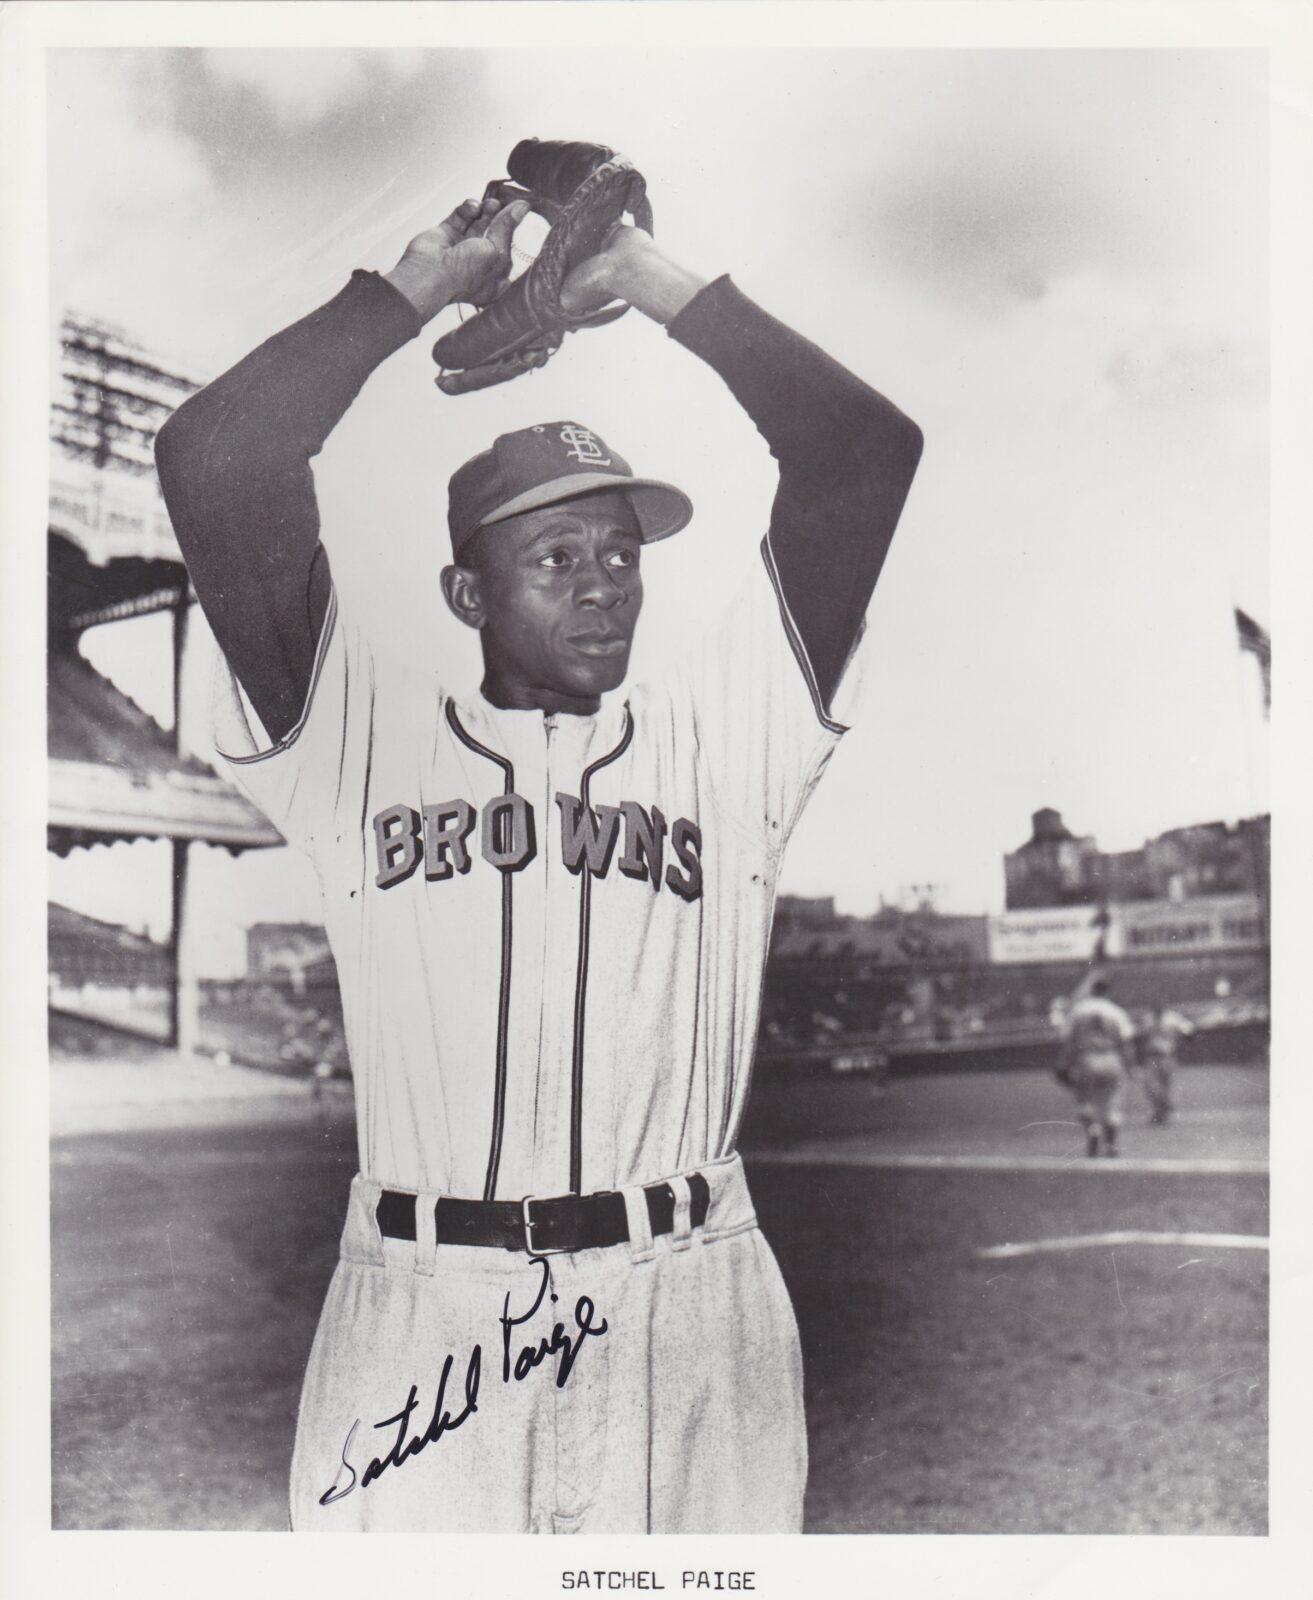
319,1257,608,1506
500,1255,609,1389
318,1345,481,1505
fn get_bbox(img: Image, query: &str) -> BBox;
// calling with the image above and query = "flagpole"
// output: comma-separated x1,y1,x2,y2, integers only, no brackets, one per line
1230,604,1270,956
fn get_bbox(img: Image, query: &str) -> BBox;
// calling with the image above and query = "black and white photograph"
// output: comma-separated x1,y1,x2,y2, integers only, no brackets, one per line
3,2,1310,1595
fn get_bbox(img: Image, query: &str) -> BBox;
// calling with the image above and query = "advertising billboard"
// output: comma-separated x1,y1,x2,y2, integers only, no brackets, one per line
987,895,1264,964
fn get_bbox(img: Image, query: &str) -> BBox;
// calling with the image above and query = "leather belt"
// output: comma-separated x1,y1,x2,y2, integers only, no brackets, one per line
376,1172,712,1255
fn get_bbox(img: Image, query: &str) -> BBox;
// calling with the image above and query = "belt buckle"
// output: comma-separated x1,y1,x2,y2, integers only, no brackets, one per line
521,1194,567,1256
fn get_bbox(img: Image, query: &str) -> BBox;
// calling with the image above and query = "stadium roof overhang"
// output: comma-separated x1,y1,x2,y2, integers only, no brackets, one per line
48,651,282,856
50,532,189,634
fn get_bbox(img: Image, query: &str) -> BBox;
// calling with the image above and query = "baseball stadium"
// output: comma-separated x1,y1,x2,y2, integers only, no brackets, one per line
41,48,1270,1540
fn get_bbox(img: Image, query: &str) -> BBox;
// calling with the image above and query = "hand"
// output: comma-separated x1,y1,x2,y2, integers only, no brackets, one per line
559,222,651,317
560,223,709,326
384,195,531,324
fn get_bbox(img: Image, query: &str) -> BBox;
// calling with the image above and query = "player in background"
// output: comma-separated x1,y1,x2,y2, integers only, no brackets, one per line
1137,1005,1194,1126
1056,975,1136,1158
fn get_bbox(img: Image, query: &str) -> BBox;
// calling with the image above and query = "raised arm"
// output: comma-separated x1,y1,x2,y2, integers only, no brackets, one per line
154,197,527,744
564,228,923,718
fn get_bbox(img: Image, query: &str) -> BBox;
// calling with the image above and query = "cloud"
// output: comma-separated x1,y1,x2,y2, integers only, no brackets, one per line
874,154,1114,310
49,52,214,224
1106,333,1266,410
200,48,428,129
837,49,1266,326
47,52,216,340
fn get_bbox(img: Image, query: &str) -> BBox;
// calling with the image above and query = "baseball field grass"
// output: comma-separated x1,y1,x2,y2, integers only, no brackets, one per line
50,1063,1267,1532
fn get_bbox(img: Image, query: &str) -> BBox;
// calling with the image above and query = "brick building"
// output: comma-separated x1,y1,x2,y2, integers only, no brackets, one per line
1004,809,1269,911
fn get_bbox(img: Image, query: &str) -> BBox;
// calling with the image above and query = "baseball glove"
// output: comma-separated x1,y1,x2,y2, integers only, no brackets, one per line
432,138,653,394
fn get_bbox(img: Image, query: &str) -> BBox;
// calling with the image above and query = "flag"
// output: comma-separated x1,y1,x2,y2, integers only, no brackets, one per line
1234,608,1270,713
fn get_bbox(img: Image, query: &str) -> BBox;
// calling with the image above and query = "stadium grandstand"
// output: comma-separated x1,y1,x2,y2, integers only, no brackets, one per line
48,314,281,1057
757,808,1268,1082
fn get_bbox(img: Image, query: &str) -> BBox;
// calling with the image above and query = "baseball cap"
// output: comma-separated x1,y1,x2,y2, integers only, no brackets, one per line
447,421,693,559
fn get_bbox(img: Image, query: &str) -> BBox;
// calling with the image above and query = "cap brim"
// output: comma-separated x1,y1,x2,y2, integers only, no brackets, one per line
471,472,693,548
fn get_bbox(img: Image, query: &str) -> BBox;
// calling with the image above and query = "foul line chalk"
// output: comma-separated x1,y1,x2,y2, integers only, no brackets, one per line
746,1150,1268,1176
977,1230,1269,1259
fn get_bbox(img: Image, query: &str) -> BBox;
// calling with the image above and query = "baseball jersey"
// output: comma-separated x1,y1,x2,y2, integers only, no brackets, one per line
1064,995,1135,1063
214,538,846,1198
1141,1010,1193,1057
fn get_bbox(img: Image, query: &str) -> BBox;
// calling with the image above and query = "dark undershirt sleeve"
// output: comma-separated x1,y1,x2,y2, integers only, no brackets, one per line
154,270,421,745
666,276,923,714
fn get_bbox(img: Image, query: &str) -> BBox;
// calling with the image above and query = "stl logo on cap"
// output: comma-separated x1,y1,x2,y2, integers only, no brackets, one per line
559,424,611,466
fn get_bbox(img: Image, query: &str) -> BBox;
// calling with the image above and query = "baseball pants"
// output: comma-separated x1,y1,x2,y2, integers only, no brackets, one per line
1073,1054,1126,1133
1142,1055,1175,1121
289,1153,807,1533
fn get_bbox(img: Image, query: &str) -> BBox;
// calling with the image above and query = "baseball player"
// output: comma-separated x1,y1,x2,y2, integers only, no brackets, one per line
155,179,922,1533
1056,976,1136,1158
1137,1005,1194,1125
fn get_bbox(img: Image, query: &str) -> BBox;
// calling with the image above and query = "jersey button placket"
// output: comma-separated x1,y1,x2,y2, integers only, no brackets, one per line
535,714,567,1196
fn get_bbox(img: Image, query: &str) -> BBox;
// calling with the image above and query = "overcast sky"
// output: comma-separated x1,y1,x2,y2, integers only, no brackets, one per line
45,46,1270,972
